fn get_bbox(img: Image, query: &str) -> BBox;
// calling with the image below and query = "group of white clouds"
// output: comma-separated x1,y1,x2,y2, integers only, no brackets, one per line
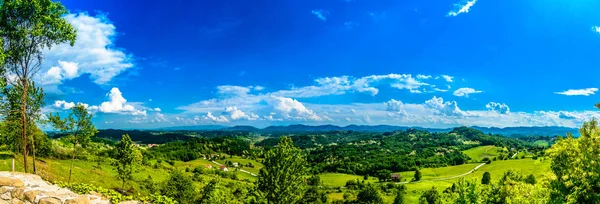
38,7,600,128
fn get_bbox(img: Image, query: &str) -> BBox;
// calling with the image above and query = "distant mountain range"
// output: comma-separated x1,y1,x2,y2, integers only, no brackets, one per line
155,124,578,137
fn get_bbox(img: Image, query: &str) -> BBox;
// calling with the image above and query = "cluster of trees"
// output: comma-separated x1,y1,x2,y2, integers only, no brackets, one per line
0,0,77,174
146,137,255,161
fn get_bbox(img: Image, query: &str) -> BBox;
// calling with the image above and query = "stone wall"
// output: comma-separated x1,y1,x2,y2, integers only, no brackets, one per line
0,171,131,204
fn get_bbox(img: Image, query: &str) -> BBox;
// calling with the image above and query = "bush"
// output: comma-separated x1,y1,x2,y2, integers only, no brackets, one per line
161,170,196,203
56,182,176,204
185,167,191,172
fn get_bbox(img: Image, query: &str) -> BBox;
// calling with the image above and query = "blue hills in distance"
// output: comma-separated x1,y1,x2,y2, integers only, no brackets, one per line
155,124,579,137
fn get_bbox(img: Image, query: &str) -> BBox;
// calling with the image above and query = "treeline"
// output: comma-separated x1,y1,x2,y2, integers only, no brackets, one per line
255,127,537,175
145,137,255,161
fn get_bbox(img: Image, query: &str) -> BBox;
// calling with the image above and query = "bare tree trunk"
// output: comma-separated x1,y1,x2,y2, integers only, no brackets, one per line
32,135,36,174
21,80,28,173
68,142,76,183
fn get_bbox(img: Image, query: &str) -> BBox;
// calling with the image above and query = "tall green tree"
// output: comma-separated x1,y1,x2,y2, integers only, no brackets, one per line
419,187,441,204
481,172,491,185
197,178,226,204
48,104,97,183
393,186,406,204
547,118,600,203
0,0,77,173
2,81,44,173
161,170,196,204
414,169,422,181
258,136,306,204
113,134,140,188
356,184,384,204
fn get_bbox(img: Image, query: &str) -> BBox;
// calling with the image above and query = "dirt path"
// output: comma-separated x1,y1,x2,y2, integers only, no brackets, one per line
397,163,486,184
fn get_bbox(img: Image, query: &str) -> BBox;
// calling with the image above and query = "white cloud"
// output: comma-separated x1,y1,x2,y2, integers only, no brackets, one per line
267,97,322,121
453,87,483,97
153,108,161,112
311,9,328,21
592,26,600,34
417,74,432,79
441,75,454,83
96,87,146,115
555,88,598,96
425,96,465,116
447,0,478,17
53,100,76,110
217,85,251,96
225,106,259,120
486,102,510,114
41,13,133,88
203,112,229,123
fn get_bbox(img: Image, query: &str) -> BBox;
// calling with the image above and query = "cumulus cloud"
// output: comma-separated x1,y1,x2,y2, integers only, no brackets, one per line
53,100,77,110
486,102,510,114
311,9,329,21
453,87,483,97
268,97,322,121
447,0,478,17
203,112,229,123
41,13,133,88
425,96,464,116
593,26,600,34
417,74,432,79
225,106,259,120
554,88,598,96
97,88,146,115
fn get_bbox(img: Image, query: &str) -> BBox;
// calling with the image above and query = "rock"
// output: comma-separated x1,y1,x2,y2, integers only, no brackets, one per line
0,199,8,204
0,187,9,194
10,187,24,199
65,196,89,204
23,190,41,203
0,178,23,188
0,192,11,200
38,197,61,204
118,201,139,204
9,198,23,204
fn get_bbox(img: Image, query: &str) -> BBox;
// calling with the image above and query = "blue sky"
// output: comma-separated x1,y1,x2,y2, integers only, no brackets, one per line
39,0,600,129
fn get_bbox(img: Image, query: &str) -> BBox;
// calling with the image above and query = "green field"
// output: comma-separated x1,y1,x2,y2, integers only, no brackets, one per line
402,158,551,203
395,163,481,182
216,156,264,174
462,145,503,161
319,173,379,188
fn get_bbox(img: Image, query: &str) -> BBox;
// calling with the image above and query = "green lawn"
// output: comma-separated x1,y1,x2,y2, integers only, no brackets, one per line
216,156,264,174
395,163,481,182
402,158,551,203
319,173,378,188
462,145,503,161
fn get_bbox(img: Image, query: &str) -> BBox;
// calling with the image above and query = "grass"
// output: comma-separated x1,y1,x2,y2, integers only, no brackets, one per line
462,145,503,161
402,158,551,203
395,163,481,182
216,156,264,174
319,173,378,188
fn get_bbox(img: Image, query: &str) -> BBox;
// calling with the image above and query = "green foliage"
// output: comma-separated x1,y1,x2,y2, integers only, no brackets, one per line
48,104,97,181
547,119,600,203
393,186,406,204
300,186,327,204
525,174,536,185
414,169,422,181
161,170,196,204
113,134,139,188
258,136,306,204
0,0,77,173
197,179,226,204
481,172,491,185
419,187,441,204
356,184,384,204
56,181,176,204
307,175,321,186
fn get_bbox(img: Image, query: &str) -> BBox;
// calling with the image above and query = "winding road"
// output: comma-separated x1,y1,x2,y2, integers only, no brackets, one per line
396,151,519,184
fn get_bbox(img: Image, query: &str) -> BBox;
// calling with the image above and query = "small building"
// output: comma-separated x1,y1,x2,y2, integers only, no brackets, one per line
233,162,239,167
205,165,213,169
391,174,401,182
147,144,159,148
219,165,229,172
